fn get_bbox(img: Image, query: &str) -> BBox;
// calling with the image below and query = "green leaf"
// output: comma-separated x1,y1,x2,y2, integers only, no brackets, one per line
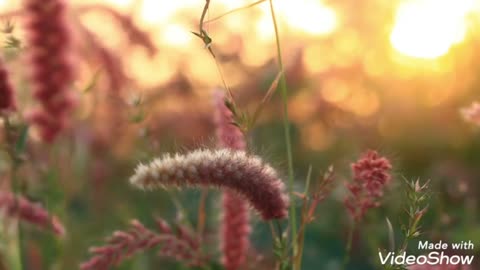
14,125,29,155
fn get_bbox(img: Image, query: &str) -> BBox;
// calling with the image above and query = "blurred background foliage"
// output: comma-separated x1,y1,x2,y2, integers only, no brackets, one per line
0,0,480,269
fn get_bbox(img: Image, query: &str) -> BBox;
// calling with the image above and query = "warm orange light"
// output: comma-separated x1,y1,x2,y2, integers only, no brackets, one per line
390,0,474,59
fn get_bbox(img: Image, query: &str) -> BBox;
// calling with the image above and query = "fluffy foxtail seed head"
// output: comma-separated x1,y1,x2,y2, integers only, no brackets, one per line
130,149,289,220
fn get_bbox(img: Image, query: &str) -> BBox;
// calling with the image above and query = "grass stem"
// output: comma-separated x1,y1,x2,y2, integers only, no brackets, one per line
343,222,355,270
267,1,297,268
2,115,24,270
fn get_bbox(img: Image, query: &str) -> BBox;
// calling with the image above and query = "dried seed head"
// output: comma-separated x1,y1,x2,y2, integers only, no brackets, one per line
130,149,289,220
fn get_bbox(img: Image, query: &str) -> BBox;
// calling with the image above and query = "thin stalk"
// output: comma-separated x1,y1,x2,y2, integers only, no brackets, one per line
268,0,297,268
198,0,211,34
3,167,23,270
10,166,24,270
197,189,208,236
204,0,267,24
2,115,24,270
167,190,194,230
294,166,312,270
399,212,421,253
343,222,355,270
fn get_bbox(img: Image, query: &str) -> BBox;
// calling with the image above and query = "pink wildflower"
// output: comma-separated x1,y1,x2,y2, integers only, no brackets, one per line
344,150,392,221
80,219,201,270
130,149,289,220
214,89,251,270
0,191,65,236
25,0,76,142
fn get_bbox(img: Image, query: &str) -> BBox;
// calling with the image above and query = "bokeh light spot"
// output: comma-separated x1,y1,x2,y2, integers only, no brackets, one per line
161,24,192,46
277,0,337,35
390,0,474,59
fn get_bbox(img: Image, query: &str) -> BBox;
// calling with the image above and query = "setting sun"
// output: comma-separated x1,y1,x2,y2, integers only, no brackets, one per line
390,0,474,59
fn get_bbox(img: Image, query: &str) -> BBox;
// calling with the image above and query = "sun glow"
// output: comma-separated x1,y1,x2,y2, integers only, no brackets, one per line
0,0,7,9
390,0,474,59
161,24,193,46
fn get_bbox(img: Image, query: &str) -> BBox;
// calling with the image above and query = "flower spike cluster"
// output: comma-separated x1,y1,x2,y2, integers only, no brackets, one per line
0,58,16,112
81,218,202,270
24,0,76,142
344,150,392,221
214,89,250,270
0,191,65,236
130,149,289,220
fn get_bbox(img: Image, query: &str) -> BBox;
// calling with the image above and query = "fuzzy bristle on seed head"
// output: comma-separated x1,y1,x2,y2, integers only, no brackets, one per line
130,149,288,220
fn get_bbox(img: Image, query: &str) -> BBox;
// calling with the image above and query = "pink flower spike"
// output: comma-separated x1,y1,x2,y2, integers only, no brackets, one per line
344,150,392,221
80,219,202,270
24,0,76,142
214,89,251,270
0,191,65,236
